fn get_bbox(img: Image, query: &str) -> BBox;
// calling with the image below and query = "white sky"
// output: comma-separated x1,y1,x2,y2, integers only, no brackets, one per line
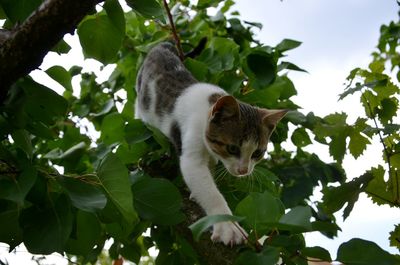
234,0,400,257
1,0,400,263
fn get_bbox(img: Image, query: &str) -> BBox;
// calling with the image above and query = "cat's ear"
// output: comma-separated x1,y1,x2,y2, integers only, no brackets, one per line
261,109,288,131
211,95,239,119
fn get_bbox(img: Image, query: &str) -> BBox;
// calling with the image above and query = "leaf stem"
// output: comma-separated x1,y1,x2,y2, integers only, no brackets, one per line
162,0,185,61
362,93,394,176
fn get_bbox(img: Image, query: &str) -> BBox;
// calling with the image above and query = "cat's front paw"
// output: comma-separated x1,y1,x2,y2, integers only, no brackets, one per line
211,222,247,246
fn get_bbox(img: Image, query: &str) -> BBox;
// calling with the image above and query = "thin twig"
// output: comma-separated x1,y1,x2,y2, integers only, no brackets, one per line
395,170,399,204
362,94,393,176
162,0,185,61
363,92,400,204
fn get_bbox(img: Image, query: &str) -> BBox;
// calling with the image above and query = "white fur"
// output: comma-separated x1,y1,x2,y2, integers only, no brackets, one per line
137,83,247,245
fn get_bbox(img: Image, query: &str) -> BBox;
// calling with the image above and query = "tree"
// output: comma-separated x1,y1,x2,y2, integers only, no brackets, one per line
0,0,399,264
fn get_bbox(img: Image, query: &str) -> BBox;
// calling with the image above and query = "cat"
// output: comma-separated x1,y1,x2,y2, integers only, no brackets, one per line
134,42,287,245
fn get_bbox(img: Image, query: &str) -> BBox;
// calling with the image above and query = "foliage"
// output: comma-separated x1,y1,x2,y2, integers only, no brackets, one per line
0,0,399,264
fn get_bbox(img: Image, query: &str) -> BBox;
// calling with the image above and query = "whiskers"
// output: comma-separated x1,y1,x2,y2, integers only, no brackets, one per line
212,164,266,194
245,167,264,192
213,163,229,183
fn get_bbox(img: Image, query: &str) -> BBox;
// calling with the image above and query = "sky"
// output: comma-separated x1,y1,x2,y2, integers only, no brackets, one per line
1,0,400,264
234,0,400,257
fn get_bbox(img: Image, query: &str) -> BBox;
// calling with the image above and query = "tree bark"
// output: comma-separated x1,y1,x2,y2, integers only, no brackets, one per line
0,0,103,102
177,191,240,265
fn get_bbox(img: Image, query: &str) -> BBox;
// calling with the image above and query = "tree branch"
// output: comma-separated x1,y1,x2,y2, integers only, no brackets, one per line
0,0,103,102
176,191,240,265
162,0,185,61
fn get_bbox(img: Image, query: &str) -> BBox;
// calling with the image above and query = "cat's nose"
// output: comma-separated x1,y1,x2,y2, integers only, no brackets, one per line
237,167,248,175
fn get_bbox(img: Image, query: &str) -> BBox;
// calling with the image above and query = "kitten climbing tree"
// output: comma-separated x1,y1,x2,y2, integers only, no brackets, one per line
0,0,399,264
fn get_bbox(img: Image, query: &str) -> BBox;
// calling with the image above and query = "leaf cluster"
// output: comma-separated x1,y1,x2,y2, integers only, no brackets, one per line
0,0,399,264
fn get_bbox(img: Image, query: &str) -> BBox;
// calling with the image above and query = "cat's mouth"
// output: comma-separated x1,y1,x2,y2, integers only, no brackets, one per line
226,167,251,177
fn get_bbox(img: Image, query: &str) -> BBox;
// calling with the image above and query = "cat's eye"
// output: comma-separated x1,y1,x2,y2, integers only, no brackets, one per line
252,149,265,159
226,145,240,156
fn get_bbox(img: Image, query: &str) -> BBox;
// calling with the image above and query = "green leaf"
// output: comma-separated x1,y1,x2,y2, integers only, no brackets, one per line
268,234,305,250
188,214,245,241
302,246,332,262
45,65,73,91
218,71,244,94
45,142,87,160
0,0,42,24
285,110,307,125
339,83,364,100
69,65,83,77
126,0,163,19
348,130,370,158
0,207,23,250
389,224,400,250
116,141,149,164
184,58,208,81
11,129,33,159
27,121,54,139
104,0,125,34
51,39,71,54
322,173,372,219
65,211,102,256
78,14,124,64
124,119,152,145
20,195,73,254
337,238,400,265
275,39,302,53
311,221,341,235
101,112,125,145
378,97,398,124
0,166,37,204
235,191,285,233
197,0,224,8
198,37,239,73
235,247,280,265
278,206,312,233
19,78,68,125
91,98,114,117
245,51,276,87
0,4,6,19
240,76,295,106
97,153,138,224
132,177,184,225
61,177,107,213
278,61,308,73
330,135,347,164
244,20,263,30
291,127,312,148
365,166,398,207
146,125,171,152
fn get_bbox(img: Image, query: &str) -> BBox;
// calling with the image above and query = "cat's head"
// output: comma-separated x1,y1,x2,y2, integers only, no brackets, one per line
205,95,287,177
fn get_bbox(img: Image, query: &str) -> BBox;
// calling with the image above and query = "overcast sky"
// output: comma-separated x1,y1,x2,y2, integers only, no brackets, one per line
234,0,399,257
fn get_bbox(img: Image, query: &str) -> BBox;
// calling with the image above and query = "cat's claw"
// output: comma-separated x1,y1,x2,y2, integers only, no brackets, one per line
211,222,247,246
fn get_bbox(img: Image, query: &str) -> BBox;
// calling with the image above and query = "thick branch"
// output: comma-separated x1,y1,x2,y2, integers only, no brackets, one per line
0,29,11,45
0,0,103,102
177,191,239,265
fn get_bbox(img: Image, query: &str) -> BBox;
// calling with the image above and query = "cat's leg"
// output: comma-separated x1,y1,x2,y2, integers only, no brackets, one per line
180,153,247,245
